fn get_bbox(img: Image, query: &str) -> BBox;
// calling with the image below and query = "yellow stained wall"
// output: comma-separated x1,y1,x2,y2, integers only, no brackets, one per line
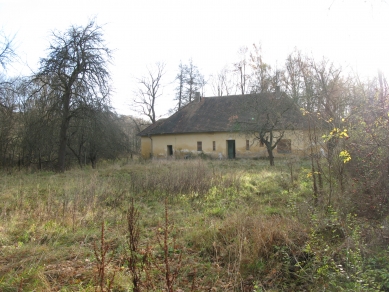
141,130,311,159
140,137,152,158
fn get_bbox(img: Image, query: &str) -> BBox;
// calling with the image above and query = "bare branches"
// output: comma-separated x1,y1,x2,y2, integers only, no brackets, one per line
233,46,250,95
210,66,235,97
133,62,166,124
174,61,185,110
172,59,205,112
231,43,276,95
0,31,16,70
248,43,272,94
183,59,204,103
38,20,112,97
35,20,112,172
234,94,298,166
284,51,350,121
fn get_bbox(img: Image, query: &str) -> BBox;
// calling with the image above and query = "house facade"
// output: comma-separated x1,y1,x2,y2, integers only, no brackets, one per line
138,93,314,159
140,130,311,159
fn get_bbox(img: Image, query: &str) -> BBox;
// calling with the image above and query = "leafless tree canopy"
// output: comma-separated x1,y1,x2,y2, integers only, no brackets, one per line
172,59,205,112
235,94,299,166
0,31,16,70
35,20,112,172
133,62,166,124
233,46,250,95
210,66,235,97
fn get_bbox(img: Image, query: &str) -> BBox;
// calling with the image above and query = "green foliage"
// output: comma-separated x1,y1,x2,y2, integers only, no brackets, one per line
0,160,388,291
364,250,389,290
300,209,388,291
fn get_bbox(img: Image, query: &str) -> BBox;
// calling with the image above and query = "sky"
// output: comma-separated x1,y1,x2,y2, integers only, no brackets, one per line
1,0,389,118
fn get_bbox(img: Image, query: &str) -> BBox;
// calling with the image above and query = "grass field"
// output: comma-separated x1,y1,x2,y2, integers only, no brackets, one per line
1,158,388,291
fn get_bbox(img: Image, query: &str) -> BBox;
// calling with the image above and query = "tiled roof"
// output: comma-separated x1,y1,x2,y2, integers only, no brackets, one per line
138,93,305,136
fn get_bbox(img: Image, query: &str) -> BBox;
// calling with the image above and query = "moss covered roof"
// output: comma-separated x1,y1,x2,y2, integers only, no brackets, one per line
138,93,306,136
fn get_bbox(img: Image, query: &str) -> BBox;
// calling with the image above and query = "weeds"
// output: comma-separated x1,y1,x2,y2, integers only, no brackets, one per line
93,221,115,291
124,198,154,292
155,198,183,292
0,159,388,291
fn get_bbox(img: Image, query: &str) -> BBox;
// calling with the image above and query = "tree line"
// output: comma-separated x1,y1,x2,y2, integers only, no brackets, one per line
134,43,353,125
0,21,145,172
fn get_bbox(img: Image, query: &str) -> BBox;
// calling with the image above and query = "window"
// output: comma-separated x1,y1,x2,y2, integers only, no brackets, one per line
213,141,216,151
167,145,173,156
197,141,202,151
277,139,291,153
246,140,250,150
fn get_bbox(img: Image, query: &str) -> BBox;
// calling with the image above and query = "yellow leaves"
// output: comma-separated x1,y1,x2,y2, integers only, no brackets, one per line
300,108,309,116
323,128,349,141
323,126,351,163
339,129,349,138
329,128,339,135
339,150,351,163
307,171,321,178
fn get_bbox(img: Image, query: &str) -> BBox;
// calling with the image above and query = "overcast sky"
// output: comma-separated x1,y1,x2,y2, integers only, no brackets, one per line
1,0,389,117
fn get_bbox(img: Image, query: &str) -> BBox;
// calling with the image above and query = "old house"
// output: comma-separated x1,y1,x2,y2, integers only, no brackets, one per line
138,93,313,159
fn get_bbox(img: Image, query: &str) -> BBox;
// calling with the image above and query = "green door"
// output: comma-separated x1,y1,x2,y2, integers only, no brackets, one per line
227,140,235,159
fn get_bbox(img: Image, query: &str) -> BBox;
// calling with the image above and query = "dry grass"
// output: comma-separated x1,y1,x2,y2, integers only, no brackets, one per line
0,158,387,291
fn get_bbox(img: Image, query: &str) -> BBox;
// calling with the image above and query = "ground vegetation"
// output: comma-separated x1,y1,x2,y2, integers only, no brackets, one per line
1,159,389,291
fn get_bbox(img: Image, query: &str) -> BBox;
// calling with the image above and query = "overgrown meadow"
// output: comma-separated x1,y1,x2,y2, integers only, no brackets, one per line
1,159,389,291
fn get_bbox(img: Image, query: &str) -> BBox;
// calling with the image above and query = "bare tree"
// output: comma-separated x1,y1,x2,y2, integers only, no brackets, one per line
284,50,306,105
70,107,127,169
18,78,60,170
174,61,185,110
210,66,235,97
197,73,207,98
35,20,112,172
346,71,389,217
233,93,299,166
117,115,146,158
248,43,272,93
183,59,203,103
0,30,17,149
233,46,250,95
133,62,166,124
0,77,21,169
172,59,204,111
284,51,352,204
0,30,16,70
311,58,350,122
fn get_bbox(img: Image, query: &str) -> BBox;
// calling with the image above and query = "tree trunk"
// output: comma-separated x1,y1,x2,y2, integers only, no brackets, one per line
267,146,275,166
38,148,42,170
57,94,70,172
90,155,97,169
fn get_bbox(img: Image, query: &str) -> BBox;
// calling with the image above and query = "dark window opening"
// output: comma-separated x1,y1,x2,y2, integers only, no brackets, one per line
277,139,291,153
197,141,202,151
167,145,173,156
260,140,264,147
246,140,250,150
227,140,236,159
213,141,216,151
